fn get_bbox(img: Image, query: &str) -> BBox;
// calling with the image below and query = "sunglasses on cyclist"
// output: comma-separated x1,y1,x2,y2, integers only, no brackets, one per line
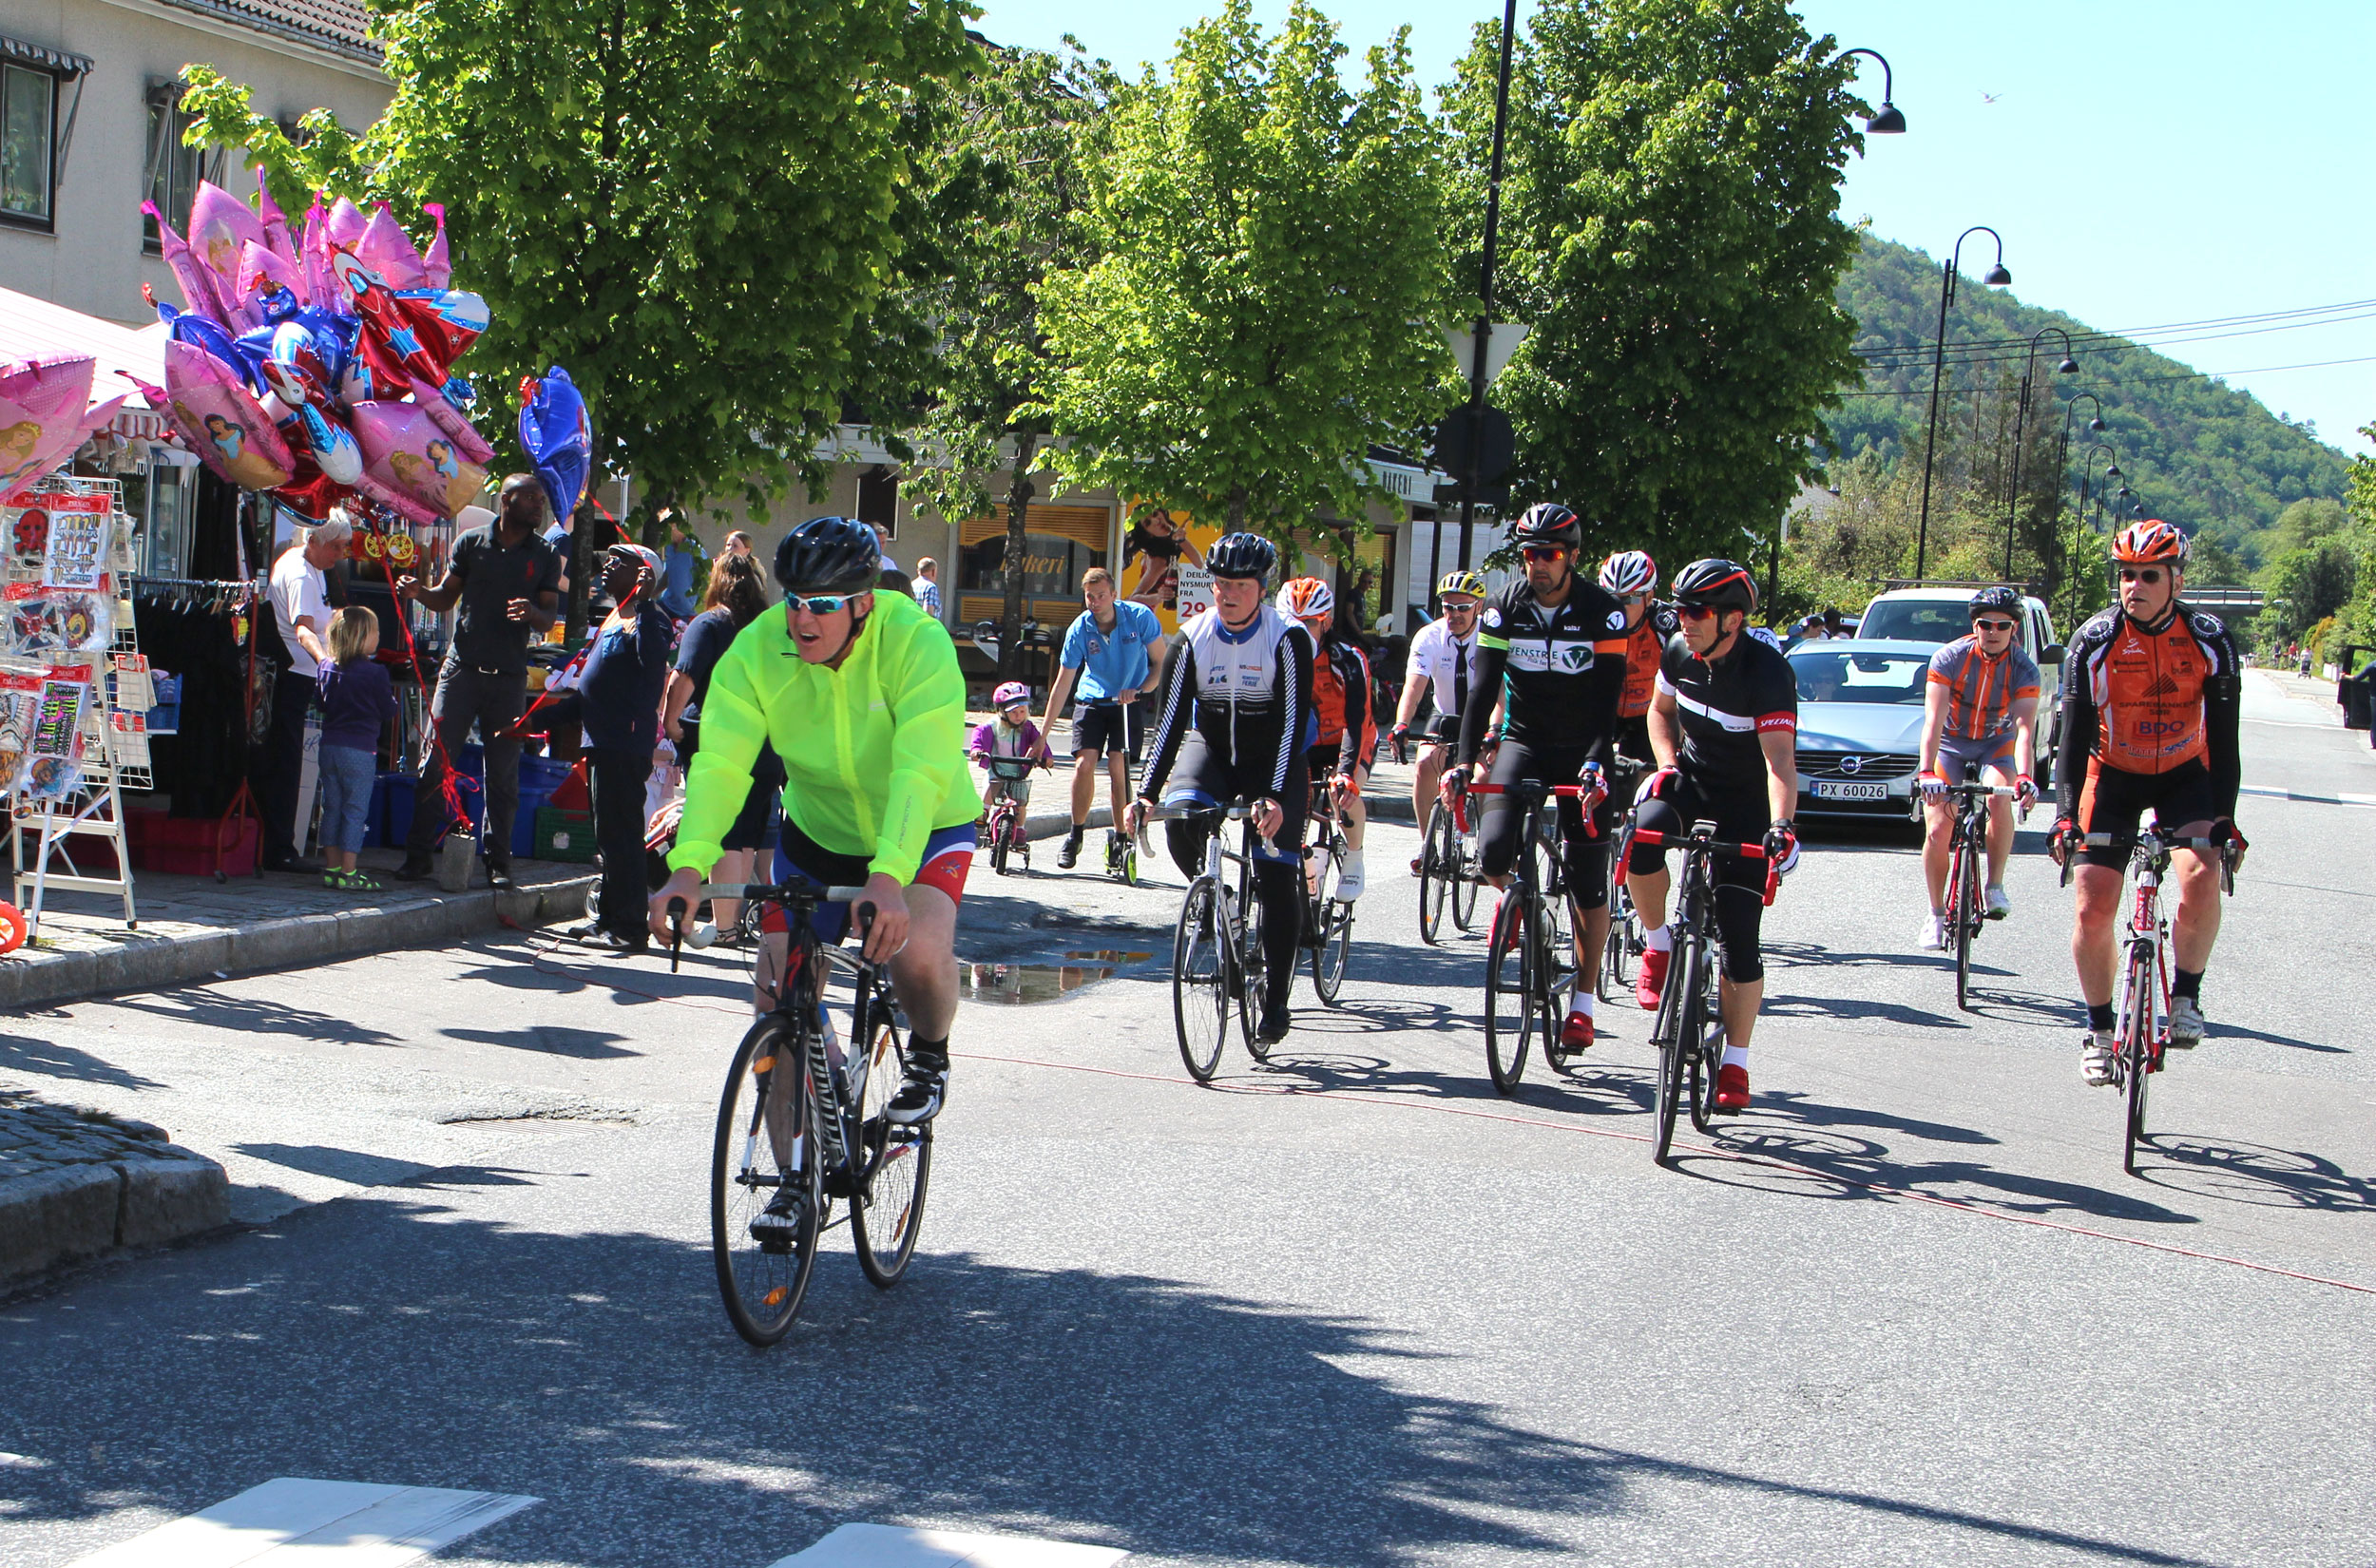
1443,599,1480,612
1676,602,1722,621
1521,545,1568,564
2117,567,2166,584
787,592,860,616
1974,618,2017,633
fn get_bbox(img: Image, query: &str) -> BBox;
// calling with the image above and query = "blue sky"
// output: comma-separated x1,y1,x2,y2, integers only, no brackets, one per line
975,0,2376,459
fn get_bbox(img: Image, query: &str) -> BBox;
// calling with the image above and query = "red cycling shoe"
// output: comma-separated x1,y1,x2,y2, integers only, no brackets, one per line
1714,1062,1751,1112
1560,1007,1595,1051
1634,947,1669,1011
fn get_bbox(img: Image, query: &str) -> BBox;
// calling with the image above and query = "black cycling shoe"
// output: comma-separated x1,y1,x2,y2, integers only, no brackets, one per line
1256,1003,1292,1044
747,1187,807,1252
886,1052,949,1125
1056,829,1083,870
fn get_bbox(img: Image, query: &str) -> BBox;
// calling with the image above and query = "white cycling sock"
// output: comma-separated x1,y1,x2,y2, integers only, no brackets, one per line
1721,1044,1749,1070
1642,924,1673,953
1569,990,1596,1019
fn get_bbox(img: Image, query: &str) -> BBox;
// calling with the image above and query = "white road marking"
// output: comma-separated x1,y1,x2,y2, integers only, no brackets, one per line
2238,785,2376,807
770,1523,1128,1568
67,1478,538,1567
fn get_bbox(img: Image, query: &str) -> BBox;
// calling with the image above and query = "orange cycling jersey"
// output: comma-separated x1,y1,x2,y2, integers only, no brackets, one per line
1619,614,1663,718
1310,635,1375,770
1926,634,2041,741
2069,605,2237,774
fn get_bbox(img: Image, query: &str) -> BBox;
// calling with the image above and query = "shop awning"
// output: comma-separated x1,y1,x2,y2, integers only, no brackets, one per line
0,284,167,441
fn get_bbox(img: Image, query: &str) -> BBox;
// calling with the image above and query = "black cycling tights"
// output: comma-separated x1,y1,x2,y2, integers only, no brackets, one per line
1477,739,1609,911
1629,794,1767,984
1166,817,1301,1011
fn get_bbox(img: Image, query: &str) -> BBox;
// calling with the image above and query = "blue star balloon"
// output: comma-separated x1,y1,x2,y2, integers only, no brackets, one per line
518,365,591,525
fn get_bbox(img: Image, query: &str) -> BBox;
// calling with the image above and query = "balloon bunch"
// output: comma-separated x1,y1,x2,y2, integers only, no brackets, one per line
0,356,129,496
130,171,494,528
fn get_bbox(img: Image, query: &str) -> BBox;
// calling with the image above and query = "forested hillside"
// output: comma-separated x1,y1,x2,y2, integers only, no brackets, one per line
1830,235,2353,570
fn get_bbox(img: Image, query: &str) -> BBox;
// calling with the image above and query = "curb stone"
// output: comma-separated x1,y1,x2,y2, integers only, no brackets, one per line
0,1094,235,1287
0,875,593,1015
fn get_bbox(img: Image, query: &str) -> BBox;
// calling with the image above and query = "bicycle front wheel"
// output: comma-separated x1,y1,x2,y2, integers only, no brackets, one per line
712,1013,821,1347
1485,892,1535,1094
1650,934,1693,1166
1685,945,1724,1132
989,822,1010,877
1451,829,1483,931
1418,805,1452,946
2121,947,2156,1176
1172,878,1229,1082
852,1002,932,1288
1951,832,1977,1011
1238,891,1271,1061
1313,899,1352,1004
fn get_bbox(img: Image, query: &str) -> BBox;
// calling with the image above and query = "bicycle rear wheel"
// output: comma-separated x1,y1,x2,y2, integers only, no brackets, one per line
851,1001,932,1287
712,1013,821,1347
1173,879,1229,1081
1683,942,1724,1132
1418,805,1452,946
1451,829,1483,931
1951,833,1975,1011
1312,900,1352,1004
989,818,1010,877
2121,948,2156,1176
1485,891,1535,1094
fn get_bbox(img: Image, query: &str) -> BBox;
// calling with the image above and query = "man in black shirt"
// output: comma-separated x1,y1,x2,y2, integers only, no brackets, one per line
1457,503,1632,1056
1624,559,1801,1113
393,473,562,889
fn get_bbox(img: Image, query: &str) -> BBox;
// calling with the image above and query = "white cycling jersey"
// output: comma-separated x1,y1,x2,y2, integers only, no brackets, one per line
1408,617,1477,725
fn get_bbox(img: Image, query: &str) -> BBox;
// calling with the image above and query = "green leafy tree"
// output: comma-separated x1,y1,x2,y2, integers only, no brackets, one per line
178,0,976,538
1038,0,1457,541
2257,543,2358,647
1447,0,1865,569
891,42,1115,679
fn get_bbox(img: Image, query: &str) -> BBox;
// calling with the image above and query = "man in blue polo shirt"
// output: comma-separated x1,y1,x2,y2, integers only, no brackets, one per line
1040,566,1167,869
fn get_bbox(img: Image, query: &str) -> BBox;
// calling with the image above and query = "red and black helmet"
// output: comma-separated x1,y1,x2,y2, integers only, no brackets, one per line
1671,558,1758,615
1508,502,1582,551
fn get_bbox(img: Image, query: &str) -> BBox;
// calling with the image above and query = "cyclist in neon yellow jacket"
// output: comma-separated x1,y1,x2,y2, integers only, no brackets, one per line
649,516,976,1125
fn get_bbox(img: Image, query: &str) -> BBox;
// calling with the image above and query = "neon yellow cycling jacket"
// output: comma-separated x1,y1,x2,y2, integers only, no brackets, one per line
666,590,974,885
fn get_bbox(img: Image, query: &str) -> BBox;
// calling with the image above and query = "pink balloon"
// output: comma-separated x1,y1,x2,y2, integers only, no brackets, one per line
0,356,104,493
155,340,296,491
142,203,236,329
356,204,428,290
421,203,450,291
255,169,302,285
324,197,368,248
412,382,494,465
350,399,488,521
187,182,269,326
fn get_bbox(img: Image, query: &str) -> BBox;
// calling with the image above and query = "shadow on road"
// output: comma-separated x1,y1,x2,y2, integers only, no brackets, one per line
2132,1134,2376,1213
0,1194,2233,1568
106,989,404,1048
0,1033,164,1090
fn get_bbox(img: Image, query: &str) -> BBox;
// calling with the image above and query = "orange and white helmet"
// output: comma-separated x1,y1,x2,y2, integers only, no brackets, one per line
1276,577,1334,622
2112,519,2188,566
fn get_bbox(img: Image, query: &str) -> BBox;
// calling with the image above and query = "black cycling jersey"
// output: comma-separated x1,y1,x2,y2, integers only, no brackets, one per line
1456,575,1631,767
1657,627,1798,788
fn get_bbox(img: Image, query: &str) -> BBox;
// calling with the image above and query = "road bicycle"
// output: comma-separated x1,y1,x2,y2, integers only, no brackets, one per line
1299,777,1355,1005
979,756,1044,877
1161,799,1275,1081
1468,776,1596,1095
1630,822,1776,1166
667,882,929,1347
2063,825,2242,1175
1933,780,2020,1011
1409,725,1482,945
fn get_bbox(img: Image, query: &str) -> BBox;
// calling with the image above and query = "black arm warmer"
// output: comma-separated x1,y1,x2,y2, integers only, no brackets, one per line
2204,673,2242,817
1456,641,1508,767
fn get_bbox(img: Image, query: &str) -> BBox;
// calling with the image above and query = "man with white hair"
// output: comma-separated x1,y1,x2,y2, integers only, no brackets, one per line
261,510,354,873
394,473,562,889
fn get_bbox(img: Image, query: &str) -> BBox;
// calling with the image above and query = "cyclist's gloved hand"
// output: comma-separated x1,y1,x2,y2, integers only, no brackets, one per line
1762,818,1800,875
1917,770,1947,801
2047,817,2079,867
2014,774,2038,811
1578,762,1608,810
1636,766,1679,806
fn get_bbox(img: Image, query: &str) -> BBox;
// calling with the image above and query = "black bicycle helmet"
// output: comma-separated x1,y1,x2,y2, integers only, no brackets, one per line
1205,531,1278,583
774,515,880,595
1969,584,2022,619
1672,558,1759,615
1507,502,1582,550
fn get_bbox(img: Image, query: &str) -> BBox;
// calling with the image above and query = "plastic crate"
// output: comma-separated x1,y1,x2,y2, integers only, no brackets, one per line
129,812,258,877
533,806,597,863
382,772,484,850
512,784,556,858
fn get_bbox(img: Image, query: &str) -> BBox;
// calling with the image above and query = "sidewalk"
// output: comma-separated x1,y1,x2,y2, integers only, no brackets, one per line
0,1088,230,1287
0,846,591,1013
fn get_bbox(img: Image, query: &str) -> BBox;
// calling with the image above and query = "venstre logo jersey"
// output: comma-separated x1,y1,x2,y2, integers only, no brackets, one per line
2068,603,2239,774
1475,577,1632,743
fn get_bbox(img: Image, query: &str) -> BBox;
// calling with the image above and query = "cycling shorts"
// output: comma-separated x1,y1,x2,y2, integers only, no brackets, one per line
1627,774,1771,983
2074,757,2218,870
1072,701,1142,758
1477,738,1609,910
760,816,975,940
1937,730,2018,783
1159,732,1308,866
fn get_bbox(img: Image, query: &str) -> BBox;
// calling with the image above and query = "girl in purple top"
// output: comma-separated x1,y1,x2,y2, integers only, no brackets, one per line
969,682,1047,850
317,607,399,890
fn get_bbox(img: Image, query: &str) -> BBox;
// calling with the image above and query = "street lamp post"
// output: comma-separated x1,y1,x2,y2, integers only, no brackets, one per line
2073,442,2118,625
1914,226,2012,580
1838,48,1908,135
1454,0,1522,572
2002,327,2079,579
2049,392,2107,602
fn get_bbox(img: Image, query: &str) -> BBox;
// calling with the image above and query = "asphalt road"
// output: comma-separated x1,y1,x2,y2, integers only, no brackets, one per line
1,671,2367,1567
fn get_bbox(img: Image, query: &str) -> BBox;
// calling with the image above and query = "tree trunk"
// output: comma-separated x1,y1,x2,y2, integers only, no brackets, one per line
1227,486,1247,532
1001,435,1039,684
565,503,592,644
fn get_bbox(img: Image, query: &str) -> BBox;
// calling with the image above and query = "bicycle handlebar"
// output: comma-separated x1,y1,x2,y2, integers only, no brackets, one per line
1629,827,1780,906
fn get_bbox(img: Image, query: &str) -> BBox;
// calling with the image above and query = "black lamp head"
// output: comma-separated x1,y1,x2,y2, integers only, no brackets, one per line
2088,415,2106,432
1983,262,2013,286
1865,103,1907,135
2057,355,2079,374
2105,464,2123,479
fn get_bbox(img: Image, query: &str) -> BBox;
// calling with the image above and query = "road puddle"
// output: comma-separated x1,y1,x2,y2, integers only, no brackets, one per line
959,950,1154,1005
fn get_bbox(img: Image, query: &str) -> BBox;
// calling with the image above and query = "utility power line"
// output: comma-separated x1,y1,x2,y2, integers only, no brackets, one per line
1829,352,2376,398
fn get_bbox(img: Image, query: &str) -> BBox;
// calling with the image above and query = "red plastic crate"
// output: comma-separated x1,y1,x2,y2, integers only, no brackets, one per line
128,811,259,877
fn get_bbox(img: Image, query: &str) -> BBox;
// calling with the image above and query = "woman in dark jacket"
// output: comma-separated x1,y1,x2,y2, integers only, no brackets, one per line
662,553,781,942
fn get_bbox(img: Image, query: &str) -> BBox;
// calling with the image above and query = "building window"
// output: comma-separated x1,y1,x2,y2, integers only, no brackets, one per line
144,81,206,252
854,467,898,536
0,62,53,227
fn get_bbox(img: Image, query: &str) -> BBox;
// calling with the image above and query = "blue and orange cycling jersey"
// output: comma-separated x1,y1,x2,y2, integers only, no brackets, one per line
1926,634,2041,741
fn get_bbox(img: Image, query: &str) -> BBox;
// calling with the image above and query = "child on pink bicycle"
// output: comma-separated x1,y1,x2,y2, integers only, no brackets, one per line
970,681,1049,851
